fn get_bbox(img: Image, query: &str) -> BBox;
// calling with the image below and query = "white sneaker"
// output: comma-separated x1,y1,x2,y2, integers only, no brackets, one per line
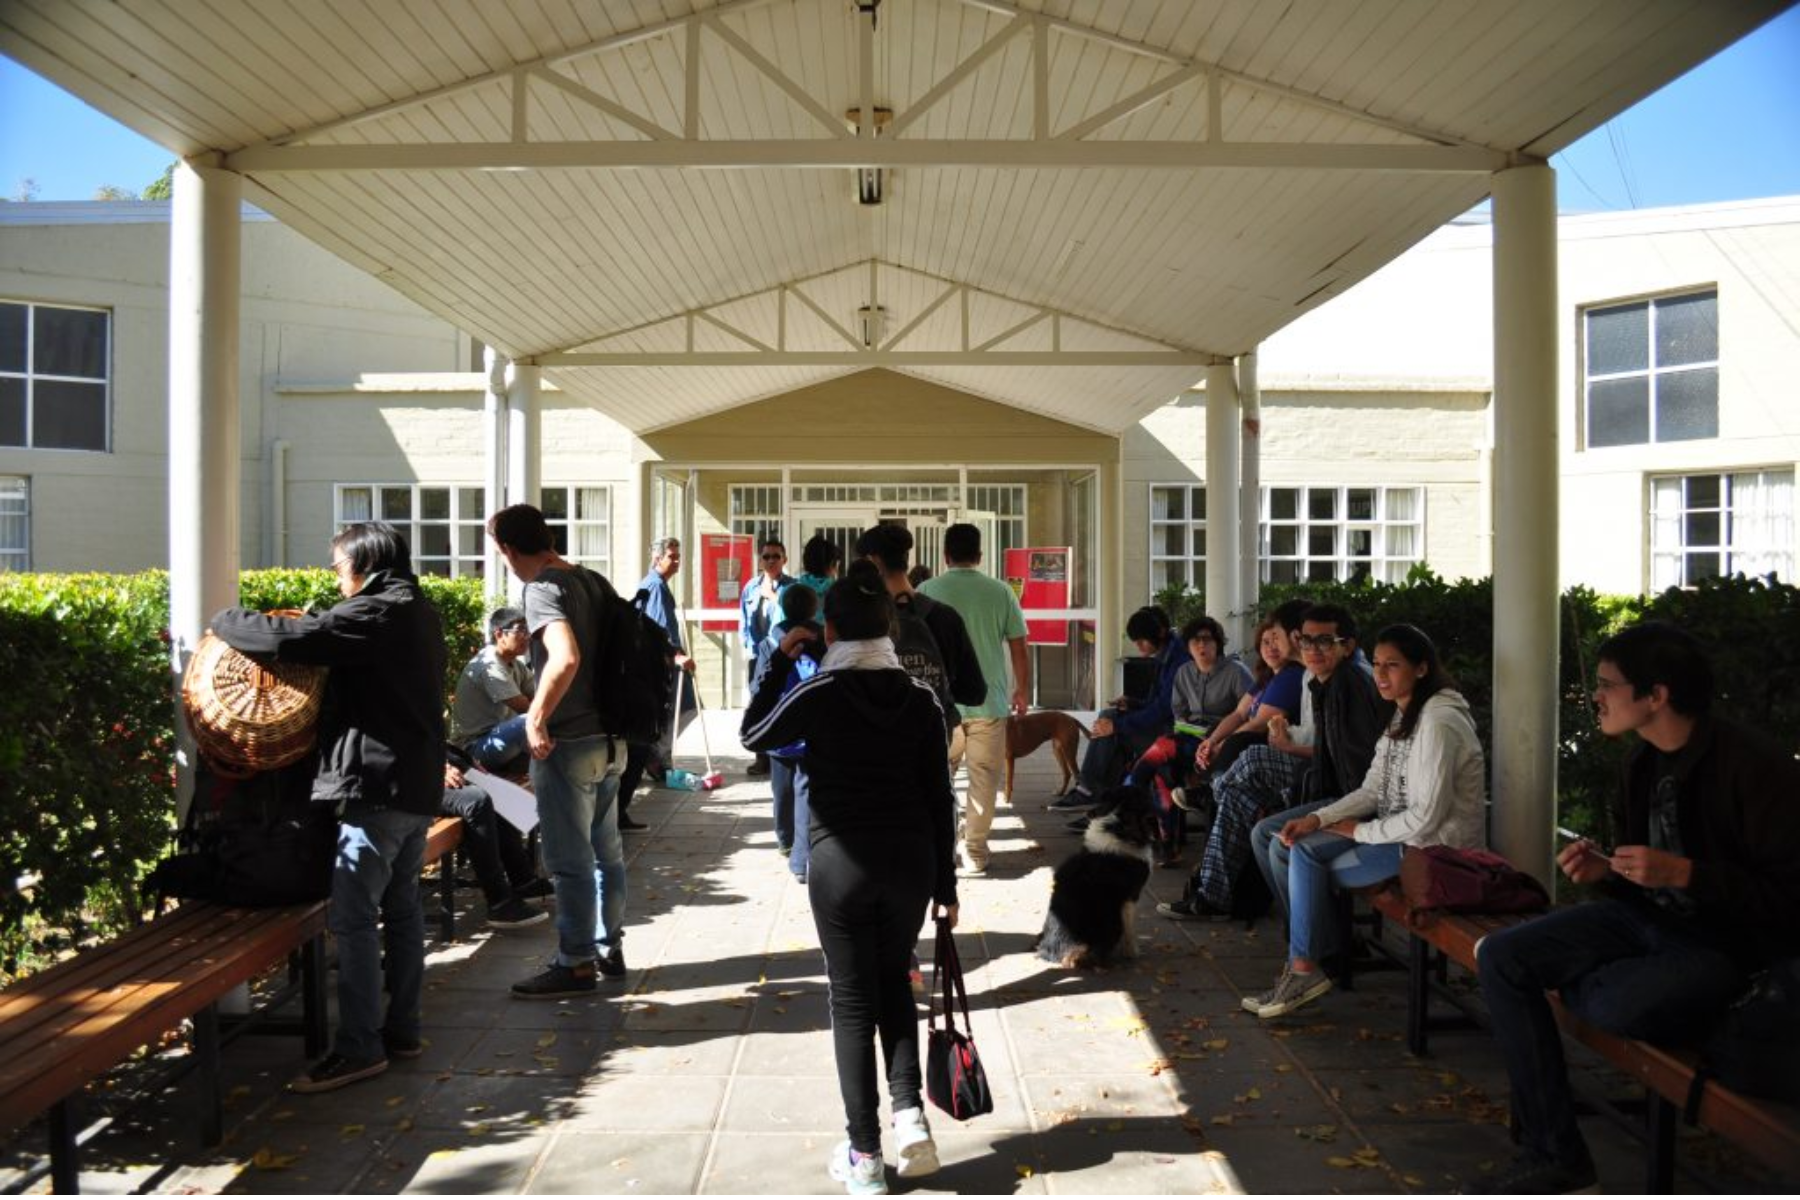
892,1106,940,1178
1242,960,1295,1013
828,1140,888,1194
955,844,988,877
1253,967,1333,1018
1169,786,1191,811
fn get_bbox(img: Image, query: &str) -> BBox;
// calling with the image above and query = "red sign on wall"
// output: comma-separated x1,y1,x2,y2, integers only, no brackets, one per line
701,533,754,632
1005,546,1072,646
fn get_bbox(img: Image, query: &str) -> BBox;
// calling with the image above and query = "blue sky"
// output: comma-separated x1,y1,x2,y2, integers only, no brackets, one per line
2,7,1798,211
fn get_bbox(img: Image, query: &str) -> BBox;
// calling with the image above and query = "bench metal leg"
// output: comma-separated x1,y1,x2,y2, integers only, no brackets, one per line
195,1002,223,1148
1645,1090,1677,1193
439,849,457,941
302,931,330,1059
1406,936,1431,1056
48,1098,78,1194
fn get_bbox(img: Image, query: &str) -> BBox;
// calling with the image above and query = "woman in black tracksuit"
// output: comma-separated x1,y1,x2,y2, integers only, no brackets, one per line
741,560,959,1193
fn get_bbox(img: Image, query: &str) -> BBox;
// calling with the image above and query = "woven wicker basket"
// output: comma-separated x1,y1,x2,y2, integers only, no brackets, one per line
181,612,327,773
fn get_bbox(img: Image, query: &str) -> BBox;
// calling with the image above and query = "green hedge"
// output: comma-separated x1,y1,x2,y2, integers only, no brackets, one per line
1152,570,1795,847
0,569,490,981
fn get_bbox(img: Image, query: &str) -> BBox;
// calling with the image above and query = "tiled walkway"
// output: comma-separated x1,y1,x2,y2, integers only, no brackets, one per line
10,712,1768,1194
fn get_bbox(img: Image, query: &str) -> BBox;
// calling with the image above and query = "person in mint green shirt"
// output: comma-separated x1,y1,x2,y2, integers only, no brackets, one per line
917,524,1029,876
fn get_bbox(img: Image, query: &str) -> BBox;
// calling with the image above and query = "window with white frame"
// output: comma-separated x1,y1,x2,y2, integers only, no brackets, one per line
1149,483,1425,595
336,484,487,578
1585,290,1718,448
0,477,28,570
0,300,110,451
1148,484,1206,591
541,485,612,575
730,484,784,550
1649,469,1793,590
966,483,1028,564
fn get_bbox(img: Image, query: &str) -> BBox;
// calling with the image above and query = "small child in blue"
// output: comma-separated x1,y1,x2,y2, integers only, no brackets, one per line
752,583,825,882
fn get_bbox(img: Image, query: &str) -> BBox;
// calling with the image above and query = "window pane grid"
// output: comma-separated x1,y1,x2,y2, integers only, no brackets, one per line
335,483,495,579
0,300,111,452
544,485,610,575
1261,485,1424,587
1584,291,1718,449
1650,469,1794,589
0,476,29,571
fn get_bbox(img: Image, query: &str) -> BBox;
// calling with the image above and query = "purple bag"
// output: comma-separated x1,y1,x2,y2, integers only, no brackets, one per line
1397,845,1549,929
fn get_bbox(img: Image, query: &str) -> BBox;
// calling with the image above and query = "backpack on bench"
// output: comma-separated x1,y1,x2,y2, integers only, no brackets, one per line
146,755,336,908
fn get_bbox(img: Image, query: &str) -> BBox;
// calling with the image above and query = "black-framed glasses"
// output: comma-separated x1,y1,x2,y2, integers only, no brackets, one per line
1296,634,1346,651
761,552,784,561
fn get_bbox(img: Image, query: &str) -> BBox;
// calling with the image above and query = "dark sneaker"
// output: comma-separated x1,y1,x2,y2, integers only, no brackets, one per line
1468,1151,1599,1194
382,1032,423,1060
1251,967,1333,1018
487,897,549,929
289,1052,388,1093
513,876,554,900
1156,896,1231,922
511,960,597,999
597,943,627,979
1048,788,1093,811
618,814,649,832
776,842,793,856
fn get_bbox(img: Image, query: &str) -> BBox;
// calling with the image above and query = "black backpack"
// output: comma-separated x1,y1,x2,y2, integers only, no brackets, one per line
893,593,956,730
1693,957,1800,1105
145,755,336,908
576,567,674,745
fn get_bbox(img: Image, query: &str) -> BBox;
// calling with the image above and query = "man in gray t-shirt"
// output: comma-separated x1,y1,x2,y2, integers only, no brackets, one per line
487,503,627,999
450,607,536,770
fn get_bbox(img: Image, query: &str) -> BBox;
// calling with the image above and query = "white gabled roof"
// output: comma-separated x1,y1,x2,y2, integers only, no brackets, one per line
2,0,1787,434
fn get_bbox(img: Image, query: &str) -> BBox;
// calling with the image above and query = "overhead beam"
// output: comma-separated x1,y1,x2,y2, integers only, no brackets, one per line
227,140,1507,173
534,350,1223,367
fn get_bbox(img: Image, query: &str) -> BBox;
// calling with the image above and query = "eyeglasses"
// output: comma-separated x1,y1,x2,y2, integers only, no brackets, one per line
1592,676,1633,694
500,623,528,636
761,553,784,561
330,557,354,574
1189,635,1216,644
1296,634,1346,651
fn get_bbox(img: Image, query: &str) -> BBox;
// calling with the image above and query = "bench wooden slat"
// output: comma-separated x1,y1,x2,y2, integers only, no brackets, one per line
0,901,326,1136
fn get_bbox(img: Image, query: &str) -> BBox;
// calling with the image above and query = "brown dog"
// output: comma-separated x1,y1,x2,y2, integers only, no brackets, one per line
1005,711,1092,801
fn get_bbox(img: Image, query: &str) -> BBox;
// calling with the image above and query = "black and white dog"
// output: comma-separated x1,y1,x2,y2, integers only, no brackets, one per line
1034,785,1158,969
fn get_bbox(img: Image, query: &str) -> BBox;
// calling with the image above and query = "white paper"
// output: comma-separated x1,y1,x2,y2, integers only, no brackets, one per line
467,768,539,835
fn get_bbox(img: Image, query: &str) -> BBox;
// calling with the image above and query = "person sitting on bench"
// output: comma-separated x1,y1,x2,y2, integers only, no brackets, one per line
1055,605,1184,811
1245,624,1485,1018
1473,621,1800,1194
439,757,550,929
449,607,534,775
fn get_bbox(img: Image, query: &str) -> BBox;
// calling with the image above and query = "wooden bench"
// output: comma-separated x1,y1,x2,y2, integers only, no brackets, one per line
1367,888,1800,1189
0,900,329,1193
423,815,464,941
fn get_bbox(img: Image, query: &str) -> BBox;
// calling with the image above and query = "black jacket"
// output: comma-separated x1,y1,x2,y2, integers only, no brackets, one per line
211,570,448,817
1297,664,1390,805
741,648,959,906
1608,716,1800,962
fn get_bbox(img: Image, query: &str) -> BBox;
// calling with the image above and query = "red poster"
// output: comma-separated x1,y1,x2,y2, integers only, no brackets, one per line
701,533,754,632
1005,546,1071,645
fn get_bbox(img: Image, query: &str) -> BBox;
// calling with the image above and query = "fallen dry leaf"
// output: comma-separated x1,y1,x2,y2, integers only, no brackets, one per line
250,1148,299,1171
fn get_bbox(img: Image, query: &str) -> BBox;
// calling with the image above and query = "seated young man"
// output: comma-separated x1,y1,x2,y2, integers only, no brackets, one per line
1053,605,1185,811
1159,603,1385,921
439,758,550,929
1472,622,1800,1194
449,607,534,774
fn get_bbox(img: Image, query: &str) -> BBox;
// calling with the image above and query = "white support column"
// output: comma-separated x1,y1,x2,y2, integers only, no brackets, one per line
1490,161,1560,885
168,161,242,813
506,362,542,510
482,347,509,588
1237,350,1262,641
1205,361,1242,643
1098,449,1123,709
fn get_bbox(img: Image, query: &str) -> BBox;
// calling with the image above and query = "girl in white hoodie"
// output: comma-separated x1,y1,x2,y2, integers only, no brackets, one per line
1246,624,1487,1018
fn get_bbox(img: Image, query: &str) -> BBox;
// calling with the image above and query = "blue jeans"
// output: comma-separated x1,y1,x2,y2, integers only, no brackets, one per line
467,715,529,770
531,734,626,965
770,754,812,878
330,805,432,1063
1254,798,1331,919
1477,899,1748,1169
1078,707,1150,793
1284,835,1402,961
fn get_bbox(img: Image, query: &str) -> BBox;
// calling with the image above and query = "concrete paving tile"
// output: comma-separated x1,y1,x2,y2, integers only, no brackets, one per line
717,1073,853,1133
1348,1118,1520,1193
463,1026,608,1078
698,1131,853,1196
434,992,627,1032
733,1027,838,1077
1019,1075,1186,1128
412,1072,582,1133
527,1128,710,1194
361,1125,551,1194
618,994,755,1034
1029,1120,1214,1195
746,988,831,1032
1156,1069,1339,1128
595,1029,744,1076
1199,1123,1409,1194
563,1073,728,1132
194,1117,380,1194
270,1067,444,1126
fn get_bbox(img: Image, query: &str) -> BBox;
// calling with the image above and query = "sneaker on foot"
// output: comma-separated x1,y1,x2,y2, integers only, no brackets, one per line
597,942,627,979
955,845,988,877
892,1106,940,1178
1467,1151,1599,1195
794,870,808,885
1048,788,1093,811
618,814,649,832
1157,896,1231,922
289,1052,387,1093
381,1031,423,1060
511,960,597,999
487,896,549,929
828,1141,888,1195
1252,967,1334,1018
776,842,793,857
1242,961,1297,1013
1169,786,1191,811
513,876,554,900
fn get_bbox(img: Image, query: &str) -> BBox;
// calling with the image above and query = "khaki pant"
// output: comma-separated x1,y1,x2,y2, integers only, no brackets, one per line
948,717,1006,865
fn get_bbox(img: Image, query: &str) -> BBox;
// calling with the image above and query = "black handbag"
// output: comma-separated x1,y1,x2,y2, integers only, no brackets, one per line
925,916,994,1121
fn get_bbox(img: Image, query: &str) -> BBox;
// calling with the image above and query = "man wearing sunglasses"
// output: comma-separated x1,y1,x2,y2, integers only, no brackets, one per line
739,540,793,776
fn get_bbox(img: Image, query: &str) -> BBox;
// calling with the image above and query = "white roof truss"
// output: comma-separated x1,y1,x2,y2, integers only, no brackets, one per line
224,0,1507,177
538,259,1223,368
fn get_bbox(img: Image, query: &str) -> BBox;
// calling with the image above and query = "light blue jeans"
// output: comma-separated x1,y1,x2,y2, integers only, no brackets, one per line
467,715,529,769
531,733,626,965
1281,834,1402,962
330,805,433,1063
